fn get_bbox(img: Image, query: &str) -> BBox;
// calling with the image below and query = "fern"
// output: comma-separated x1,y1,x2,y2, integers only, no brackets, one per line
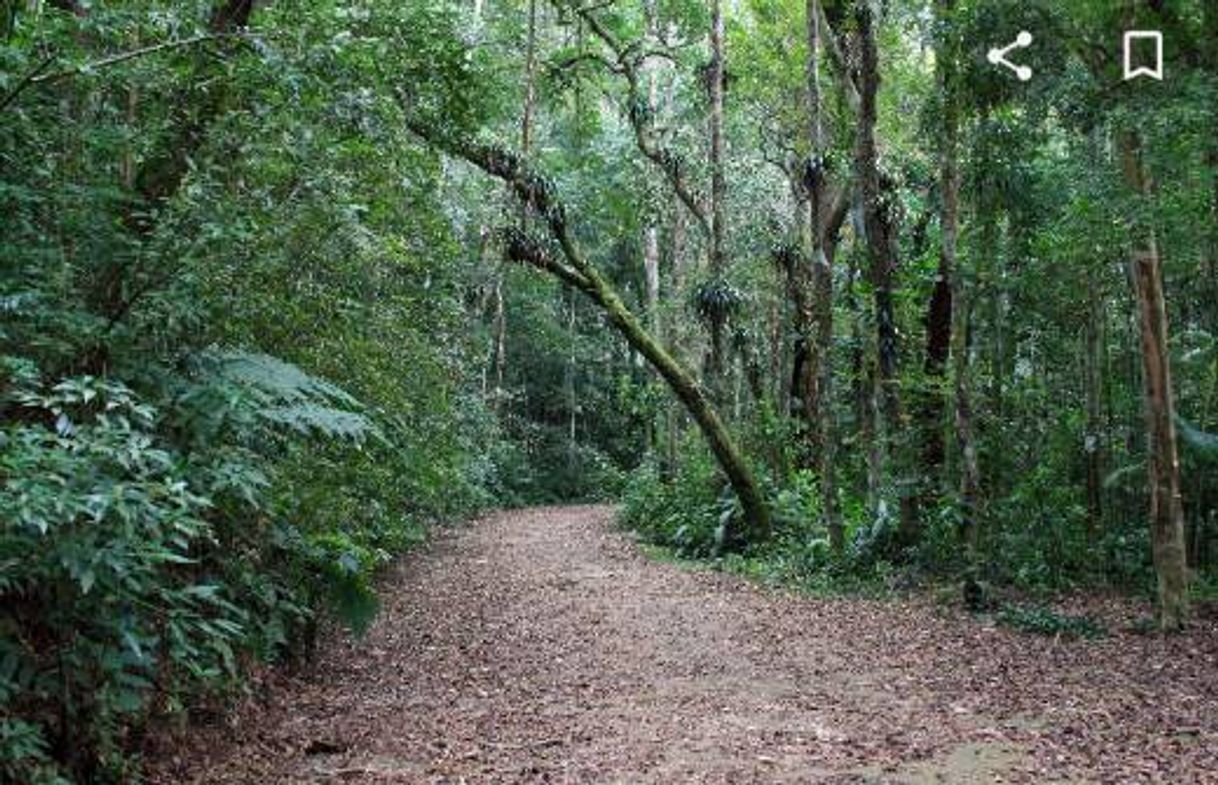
260,403,372,440
1176,415,1218,463
204,350,360,407
193,349,377,442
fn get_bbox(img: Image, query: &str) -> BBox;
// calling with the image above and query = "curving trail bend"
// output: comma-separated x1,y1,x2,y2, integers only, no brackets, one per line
152,506,1218,784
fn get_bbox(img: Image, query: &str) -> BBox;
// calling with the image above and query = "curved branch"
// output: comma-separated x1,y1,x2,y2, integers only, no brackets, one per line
406,117,772,542
0,53,56,115
815,1,860,113
550,0,712,237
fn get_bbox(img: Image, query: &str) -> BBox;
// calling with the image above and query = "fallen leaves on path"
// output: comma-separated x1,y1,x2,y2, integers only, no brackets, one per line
146,506,1218,784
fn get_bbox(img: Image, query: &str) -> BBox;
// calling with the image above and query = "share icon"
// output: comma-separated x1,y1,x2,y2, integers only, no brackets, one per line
987,31,1034,82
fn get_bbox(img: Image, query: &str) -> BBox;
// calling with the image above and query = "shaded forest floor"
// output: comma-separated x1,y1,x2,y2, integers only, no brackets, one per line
148,506,1218,784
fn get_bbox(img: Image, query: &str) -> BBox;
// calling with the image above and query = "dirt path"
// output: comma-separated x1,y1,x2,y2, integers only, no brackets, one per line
154,506,1218,784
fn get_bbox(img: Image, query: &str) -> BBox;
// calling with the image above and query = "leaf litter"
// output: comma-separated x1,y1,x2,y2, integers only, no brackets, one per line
146,506,1218,784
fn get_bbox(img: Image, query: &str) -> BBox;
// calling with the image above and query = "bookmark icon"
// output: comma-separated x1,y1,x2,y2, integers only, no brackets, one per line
1123,31,1164,81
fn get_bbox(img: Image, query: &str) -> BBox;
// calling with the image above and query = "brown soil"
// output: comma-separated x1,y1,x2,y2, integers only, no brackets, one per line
148,505,1218,784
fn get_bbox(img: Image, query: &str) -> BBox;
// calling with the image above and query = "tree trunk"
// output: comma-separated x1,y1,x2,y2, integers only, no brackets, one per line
1083,272,1105,538
805,0,842,553
952,250,980,558
856,0,917,541
566,289,578,470
1207,0,1218,339
706,0,728,392
492,279,507,399
1118,130,1189,630
520,0,539,173
667,161,689,474
491,0,542,409
643,41,663,453
920,0,957,515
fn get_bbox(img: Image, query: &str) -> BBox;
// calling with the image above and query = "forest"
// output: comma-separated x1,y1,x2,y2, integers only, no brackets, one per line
1,0,1216,782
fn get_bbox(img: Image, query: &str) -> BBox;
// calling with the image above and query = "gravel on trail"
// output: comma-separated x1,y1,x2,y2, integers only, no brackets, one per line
149,505,1218,784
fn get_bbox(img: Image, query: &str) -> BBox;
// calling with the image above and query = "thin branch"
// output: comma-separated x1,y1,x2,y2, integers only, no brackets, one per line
550,0,712,237
549,50,623,75
815,2,860,113
0,53,58,115
30,31,255,86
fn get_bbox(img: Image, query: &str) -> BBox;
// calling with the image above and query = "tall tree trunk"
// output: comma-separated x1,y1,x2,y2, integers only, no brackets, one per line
952,262,980,557
643,33,662,453
566,288,578,470
491,0,542,407
1207,0,1218,338
492,280,507,398
805,0,842,552
706,0,728,392
918,0,957,513
856,0,917,540
520,0,539,186
489,1,543,412
667,160,689,474
913,0,956,518
934,0,979,559
1118,130,1189,630
1083,264,1106,539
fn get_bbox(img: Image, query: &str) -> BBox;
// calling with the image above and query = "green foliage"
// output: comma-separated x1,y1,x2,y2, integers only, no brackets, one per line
620,450,729,558
1,376,242,782
3,0,1217,776
1177,415,1218,462
994,604,1107,640
193,350,376,442
0,1,500,780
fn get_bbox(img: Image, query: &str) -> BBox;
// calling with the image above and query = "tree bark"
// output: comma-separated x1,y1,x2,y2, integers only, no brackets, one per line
1207,0,1218,337
1118,130,1189,630
643,25,663,453
855,0,917,540
804,0,842,553
1083,269,1106,538
520,0,539,201
952,246,980,558
920,0,955,508
933,0,980,559
705,0,729,392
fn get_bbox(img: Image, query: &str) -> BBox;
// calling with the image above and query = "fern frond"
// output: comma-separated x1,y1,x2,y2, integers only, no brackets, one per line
205,350,360,407
1176,415,1218,462
260,403,374,440
193,349,375,442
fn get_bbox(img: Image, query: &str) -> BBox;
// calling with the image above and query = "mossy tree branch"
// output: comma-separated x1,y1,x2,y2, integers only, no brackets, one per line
406,119,772,544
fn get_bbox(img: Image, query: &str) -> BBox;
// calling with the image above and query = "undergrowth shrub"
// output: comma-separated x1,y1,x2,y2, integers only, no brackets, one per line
620,449,726,557
1,376,245,782
994,604,1107,639
0,353,483,783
